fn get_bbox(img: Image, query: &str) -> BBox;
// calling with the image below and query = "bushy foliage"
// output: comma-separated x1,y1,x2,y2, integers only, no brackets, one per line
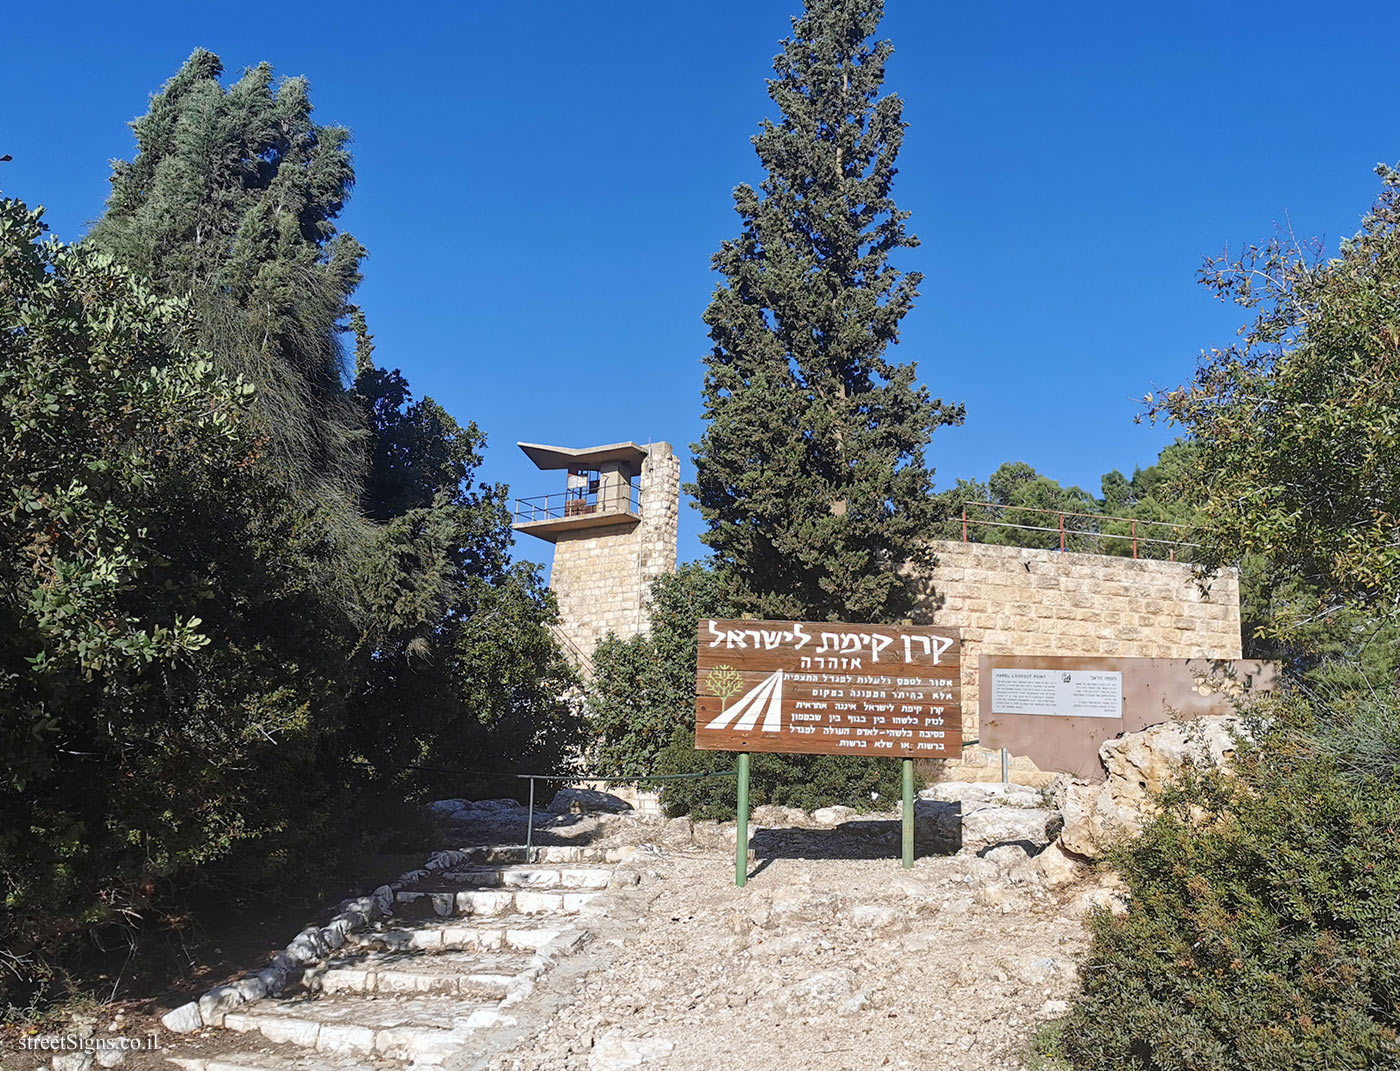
589,564,736,777
0,196,358,995
1061,692,1400,1070
588,564,908,818
1152,163,1400,641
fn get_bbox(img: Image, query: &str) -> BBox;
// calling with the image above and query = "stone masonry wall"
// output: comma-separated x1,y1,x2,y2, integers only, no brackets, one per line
549,443,680,665
913,541,1242,778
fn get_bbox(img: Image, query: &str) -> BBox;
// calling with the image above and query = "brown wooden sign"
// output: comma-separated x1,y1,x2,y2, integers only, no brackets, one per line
695,619,962,759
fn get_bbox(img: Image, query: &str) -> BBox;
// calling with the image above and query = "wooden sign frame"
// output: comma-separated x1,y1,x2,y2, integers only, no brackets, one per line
695,619,962,759
693,619,962,885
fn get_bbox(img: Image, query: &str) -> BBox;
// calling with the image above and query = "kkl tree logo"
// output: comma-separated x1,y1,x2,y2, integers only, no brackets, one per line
706,665,743,712
705,666,786,732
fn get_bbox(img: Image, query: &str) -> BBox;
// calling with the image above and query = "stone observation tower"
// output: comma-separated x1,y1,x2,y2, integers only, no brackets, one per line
512,440,680,666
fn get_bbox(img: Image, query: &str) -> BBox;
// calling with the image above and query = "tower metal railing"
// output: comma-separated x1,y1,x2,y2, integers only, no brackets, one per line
513,482,643,524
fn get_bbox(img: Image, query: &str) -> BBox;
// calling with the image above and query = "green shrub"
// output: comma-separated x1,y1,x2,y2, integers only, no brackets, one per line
654,731,908,819
1061,691,1400,1070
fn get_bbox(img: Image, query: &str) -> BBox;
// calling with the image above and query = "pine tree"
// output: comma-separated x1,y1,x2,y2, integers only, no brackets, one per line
692,0,962,624
89,50,367,508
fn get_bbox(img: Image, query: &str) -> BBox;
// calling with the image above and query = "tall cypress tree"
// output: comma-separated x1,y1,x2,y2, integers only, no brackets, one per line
692,0,962,623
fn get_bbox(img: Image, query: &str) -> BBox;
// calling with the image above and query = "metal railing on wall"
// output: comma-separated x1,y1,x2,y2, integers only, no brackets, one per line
955,501,1198,560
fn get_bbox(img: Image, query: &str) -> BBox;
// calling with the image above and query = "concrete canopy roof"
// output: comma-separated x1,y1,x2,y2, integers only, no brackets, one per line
517,441,649,474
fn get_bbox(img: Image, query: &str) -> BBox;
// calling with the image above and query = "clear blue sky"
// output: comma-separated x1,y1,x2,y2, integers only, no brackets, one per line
4,2,1393,570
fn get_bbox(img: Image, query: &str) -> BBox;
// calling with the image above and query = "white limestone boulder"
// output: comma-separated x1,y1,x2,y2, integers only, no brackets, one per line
1057,714,1244,858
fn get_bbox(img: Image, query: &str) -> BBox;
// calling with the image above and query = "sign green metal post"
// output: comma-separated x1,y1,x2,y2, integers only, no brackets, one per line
735,752,751,886
901,757,915,869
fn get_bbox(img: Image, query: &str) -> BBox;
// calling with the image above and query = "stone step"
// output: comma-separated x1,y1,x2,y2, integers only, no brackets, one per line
168,1049,397,1071
304,948,531,998
428,865,614,890
345,915,575,954
447,844,634,865
223,993,507,1064
395,887,601,917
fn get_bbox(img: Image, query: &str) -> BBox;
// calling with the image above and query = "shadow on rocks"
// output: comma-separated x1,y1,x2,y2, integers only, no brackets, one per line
748,800,963,873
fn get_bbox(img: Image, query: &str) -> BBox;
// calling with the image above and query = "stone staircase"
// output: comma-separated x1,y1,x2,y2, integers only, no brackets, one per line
165,846,627,1070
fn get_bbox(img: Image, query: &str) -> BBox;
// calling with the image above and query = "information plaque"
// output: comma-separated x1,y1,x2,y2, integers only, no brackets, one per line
989,668,1124,719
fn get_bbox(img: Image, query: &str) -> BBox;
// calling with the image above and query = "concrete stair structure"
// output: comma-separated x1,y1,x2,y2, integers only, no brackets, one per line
163,855,616,1069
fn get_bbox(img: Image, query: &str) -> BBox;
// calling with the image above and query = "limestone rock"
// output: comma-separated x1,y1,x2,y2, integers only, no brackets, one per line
850,904,908,934
921,781,1045,809
811,805,858,826
781,968,855,1012
983,843,1034,884
1057,715,1242,858
548,788,633,815
588,1027,675,1069
912,799,960,853
839,992,871,1015
198,984,246,1027
232,975,267,1003
1032,838,1085,887
961,804,1054,854
688,820,735,849
665,816,693,841
250,966,288,996
751,804,810,826
159,1002,202,1034
52,1053,94,1071
1100,715,1242,808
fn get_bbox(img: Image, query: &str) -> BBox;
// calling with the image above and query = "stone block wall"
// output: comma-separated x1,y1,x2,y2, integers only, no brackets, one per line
913,541,1242,754
549,443,680,665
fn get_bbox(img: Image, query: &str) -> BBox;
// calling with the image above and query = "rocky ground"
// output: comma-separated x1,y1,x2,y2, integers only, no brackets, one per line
13,782,1126,1071
447,787,1118,1071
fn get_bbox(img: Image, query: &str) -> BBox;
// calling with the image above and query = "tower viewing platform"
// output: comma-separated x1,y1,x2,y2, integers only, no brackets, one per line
512,439,681,667
512,441,646,540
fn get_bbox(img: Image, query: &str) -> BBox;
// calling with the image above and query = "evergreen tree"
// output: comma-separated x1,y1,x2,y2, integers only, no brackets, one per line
89,51,581,788
89,49,367,510
692,0,962,624
0,54,583,1007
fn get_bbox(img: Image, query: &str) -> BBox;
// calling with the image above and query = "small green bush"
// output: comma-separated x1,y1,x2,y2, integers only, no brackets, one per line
654,732,908,819
1061,691,1400,1070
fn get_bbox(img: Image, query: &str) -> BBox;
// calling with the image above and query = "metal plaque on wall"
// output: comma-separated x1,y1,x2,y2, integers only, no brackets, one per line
978,654,1277,780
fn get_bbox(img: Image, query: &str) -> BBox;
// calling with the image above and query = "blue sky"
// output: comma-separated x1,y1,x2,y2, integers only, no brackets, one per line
4,2,1394,570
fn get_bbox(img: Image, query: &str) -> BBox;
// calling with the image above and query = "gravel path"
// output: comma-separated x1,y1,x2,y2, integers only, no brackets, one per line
473,828,1102,1071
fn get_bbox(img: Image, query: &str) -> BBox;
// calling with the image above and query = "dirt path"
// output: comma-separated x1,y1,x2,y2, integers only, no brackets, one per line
473,838,1100,1071
9,800,1107,1071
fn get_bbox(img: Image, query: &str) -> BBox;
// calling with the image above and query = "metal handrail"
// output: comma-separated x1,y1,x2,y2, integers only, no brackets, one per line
354,758,738,855
514,483,643,524
957,500,1198,560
